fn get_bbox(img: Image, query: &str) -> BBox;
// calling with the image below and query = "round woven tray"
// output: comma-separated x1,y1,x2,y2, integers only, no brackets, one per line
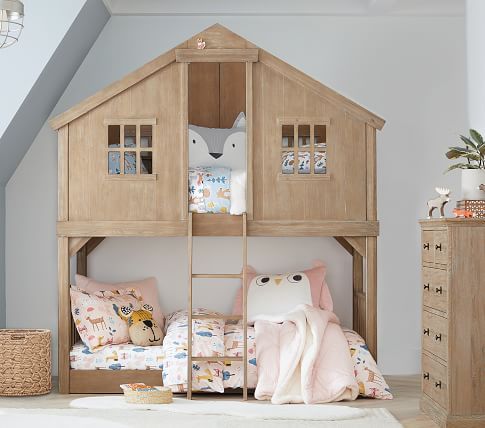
0,329,52,396
124,386,173,404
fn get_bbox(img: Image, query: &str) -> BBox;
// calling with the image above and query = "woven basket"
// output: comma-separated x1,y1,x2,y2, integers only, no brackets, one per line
0,329,52,396
123,386,173,404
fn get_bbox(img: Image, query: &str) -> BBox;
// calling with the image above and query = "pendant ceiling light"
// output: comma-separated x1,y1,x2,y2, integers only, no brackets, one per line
0,0,24,48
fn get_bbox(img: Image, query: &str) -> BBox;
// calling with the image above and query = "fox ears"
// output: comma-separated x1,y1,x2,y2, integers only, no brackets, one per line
232,112,246,129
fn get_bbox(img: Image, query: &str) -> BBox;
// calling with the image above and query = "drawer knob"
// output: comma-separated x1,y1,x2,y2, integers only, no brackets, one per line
423,243,430,250
435,381,442,389
423,372,429,380
435,243,442,251
435,333,442,341
423,328,430,336
423,283,430,291
435,286,443,295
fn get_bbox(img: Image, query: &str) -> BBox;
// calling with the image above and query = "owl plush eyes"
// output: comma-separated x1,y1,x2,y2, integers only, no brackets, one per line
287,273,303,284
255,273,304,286
256,276,271,286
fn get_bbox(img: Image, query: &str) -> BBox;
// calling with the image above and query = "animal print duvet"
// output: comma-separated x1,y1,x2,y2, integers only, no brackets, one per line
162,309,257,393
70,341,164,371
70,308,391,399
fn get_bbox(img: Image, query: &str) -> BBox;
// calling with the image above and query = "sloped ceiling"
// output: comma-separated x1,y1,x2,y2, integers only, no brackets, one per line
0,0,109,185
103,0,464,16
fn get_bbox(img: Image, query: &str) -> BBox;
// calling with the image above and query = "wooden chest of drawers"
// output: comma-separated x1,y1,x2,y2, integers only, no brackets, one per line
420,220,485,427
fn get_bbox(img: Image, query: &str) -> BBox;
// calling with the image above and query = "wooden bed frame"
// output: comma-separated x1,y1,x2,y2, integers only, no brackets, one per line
50,24,385,395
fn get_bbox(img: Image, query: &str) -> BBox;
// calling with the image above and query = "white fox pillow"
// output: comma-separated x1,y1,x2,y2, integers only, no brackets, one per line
189,112,246,171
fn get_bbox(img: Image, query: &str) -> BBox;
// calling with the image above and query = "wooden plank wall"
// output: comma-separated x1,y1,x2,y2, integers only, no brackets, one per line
68,63,185,222
188,62,246,128
252,62,367,221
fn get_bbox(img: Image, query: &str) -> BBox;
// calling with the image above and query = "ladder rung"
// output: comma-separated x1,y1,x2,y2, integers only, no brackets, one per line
192,273,242,279
191,356,243,362
192,315,243,320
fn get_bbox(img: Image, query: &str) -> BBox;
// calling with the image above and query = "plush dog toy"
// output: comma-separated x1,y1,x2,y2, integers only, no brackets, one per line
115,303,163,346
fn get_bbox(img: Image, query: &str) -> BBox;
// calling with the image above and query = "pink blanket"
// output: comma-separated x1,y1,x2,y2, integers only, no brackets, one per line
254,304,358,404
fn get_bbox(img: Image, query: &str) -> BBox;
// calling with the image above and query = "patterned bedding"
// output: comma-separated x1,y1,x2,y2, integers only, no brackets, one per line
70,309,391,399
70,341,164,371
69,308,257,392
162,309,257,392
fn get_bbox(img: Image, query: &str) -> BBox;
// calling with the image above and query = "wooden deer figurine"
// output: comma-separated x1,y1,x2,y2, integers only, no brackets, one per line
427,187,450,219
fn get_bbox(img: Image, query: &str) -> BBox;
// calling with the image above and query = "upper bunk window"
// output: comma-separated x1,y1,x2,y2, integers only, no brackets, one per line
280,118,329,179
105,119,156,179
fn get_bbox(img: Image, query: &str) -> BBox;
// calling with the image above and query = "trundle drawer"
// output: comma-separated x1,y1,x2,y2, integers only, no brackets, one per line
422,310,448,362
422,230,449,266
422,353,448,410
422,267,448,314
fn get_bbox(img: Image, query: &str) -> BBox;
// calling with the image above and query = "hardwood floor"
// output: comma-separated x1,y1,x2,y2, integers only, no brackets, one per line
0,375,437,426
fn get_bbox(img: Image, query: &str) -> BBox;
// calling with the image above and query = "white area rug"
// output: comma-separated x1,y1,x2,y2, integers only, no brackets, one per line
64,396,403,427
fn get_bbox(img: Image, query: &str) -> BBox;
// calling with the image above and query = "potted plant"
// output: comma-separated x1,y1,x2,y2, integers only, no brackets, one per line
446,129,485,200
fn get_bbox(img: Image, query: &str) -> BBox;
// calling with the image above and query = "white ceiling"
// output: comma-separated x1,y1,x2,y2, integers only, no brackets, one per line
103,0,464,16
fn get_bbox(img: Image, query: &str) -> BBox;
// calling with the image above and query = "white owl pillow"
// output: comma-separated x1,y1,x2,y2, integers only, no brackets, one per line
232,261,333,322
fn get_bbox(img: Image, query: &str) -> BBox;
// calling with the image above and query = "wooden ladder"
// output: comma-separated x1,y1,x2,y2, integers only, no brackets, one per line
187,212,248,400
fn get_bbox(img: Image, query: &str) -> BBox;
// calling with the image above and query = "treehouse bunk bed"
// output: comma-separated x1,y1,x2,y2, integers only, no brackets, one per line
50,24,385,398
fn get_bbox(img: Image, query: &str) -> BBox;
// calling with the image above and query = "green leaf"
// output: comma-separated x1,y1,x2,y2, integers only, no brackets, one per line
460,135,478,150
446,149,469,159
444,163,481,173
480,144,485,157
448,146,470,153
462,153,481,162
470,129,484,147
444,163,469,173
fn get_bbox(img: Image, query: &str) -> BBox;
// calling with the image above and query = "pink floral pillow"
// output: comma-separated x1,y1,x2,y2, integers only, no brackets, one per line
232,260,333,316
75,275,164,330
70,288,144,352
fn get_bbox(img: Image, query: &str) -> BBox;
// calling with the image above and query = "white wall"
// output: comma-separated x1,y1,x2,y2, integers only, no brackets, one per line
0,188,4,327
6,15,466,375
0,0,86,139
466,0,485,132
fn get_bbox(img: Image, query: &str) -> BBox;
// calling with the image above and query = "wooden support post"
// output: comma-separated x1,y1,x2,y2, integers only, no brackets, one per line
58,237,70,394
187,213,193,399
365,123,378,359
77,245,87,276
181,62,188,220
242,213,248,400
71,243,88,344
352,250,365,338
58,124,70,393
245,62,253,220
365,237,378,359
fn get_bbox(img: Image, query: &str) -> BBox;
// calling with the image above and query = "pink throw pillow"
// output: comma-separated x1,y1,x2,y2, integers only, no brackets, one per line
232,260,333,316
70,288,144,352
75,274,164,329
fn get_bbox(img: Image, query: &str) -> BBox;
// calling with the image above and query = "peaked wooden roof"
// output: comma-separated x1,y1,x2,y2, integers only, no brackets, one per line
50,24,385,131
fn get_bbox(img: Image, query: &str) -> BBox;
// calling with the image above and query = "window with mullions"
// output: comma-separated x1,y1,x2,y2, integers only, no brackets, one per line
106,119,156,177
280,119,328,178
